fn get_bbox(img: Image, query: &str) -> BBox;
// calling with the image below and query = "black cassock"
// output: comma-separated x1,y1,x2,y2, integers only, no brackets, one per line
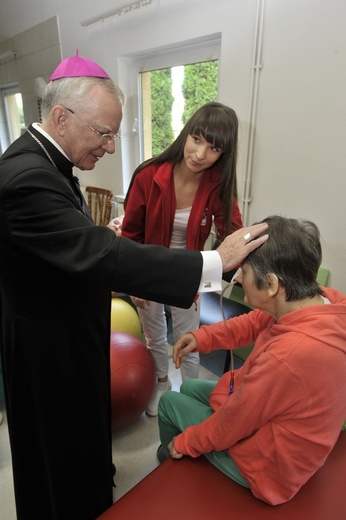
0,125,202,520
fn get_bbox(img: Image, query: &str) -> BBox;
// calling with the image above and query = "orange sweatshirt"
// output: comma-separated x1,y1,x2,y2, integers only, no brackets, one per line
174,287,346,505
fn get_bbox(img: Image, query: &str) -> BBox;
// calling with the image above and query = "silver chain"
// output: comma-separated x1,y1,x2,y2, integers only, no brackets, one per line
27,129,57,168
27,128,87,216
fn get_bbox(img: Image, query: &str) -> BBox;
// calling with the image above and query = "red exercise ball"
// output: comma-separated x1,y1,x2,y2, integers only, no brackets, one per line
110,331,156,430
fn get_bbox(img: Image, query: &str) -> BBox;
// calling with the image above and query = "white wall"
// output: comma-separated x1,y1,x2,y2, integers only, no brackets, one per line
0,16,61,154
0,0,345,291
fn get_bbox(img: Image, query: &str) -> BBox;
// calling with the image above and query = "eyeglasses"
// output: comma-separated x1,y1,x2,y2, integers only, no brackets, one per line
65,107,121,144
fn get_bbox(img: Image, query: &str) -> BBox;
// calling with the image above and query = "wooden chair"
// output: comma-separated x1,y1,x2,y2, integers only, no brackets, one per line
85,186,113,226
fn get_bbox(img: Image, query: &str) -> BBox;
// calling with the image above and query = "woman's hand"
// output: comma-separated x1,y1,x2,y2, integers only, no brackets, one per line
130,296,150,311
168,438,183,459
173,333,198,369
107,216,123,236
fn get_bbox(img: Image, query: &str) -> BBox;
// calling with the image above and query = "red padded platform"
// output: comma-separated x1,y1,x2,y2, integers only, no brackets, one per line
98,432,346,520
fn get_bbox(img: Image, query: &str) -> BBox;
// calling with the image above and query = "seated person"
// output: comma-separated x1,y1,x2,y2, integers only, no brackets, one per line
157,215,346,505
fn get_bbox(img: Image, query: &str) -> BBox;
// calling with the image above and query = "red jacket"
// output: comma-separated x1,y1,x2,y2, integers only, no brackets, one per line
121,162,242,249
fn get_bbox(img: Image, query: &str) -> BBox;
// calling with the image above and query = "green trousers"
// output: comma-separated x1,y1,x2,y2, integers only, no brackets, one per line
158,378,250,488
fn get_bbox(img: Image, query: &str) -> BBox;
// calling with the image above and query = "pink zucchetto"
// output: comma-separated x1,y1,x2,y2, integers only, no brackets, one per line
49,51,110,81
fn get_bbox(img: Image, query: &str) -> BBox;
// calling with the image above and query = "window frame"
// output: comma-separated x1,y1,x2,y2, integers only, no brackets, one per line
118,34,221,192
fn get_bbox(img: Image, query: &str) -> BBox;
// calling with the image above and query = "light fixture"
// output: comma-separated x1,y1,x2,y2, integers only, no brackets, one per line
80,0,154,27
0,50,17,61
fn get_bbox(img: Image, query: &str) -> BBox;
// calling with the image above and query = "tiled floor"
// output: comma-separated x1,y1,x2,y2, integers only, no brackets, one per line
0,345,218,519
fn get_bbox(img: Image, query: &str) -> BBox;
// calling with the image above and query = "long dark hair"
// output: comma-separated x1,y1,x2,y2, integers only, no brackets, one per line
124,102,239,235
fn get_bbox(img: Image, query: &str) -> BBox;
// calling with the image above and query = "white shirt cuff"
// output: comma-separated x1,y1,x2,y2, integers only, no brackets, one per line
198,250,222,293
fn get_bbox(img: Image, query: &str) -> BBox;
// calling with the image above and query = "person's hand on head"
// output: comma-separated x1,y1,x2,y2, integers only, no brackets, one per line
217,223,269,273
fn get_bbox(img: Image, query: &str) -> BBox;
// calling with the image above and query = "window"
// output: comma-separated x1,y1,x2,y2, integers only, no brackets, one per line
118,34,221,190
4,88,25,140
0,86,25,153
140,60,219,160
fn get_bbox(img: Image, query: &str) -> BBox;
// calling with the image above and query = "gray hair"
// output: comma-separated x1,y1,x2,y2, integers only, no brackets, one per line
41,77,125,120
245,215,323,301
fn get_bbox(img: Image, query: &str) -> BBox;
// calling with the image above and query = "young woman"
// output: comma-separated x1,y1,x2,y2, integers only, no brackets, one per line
121,102,243,416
